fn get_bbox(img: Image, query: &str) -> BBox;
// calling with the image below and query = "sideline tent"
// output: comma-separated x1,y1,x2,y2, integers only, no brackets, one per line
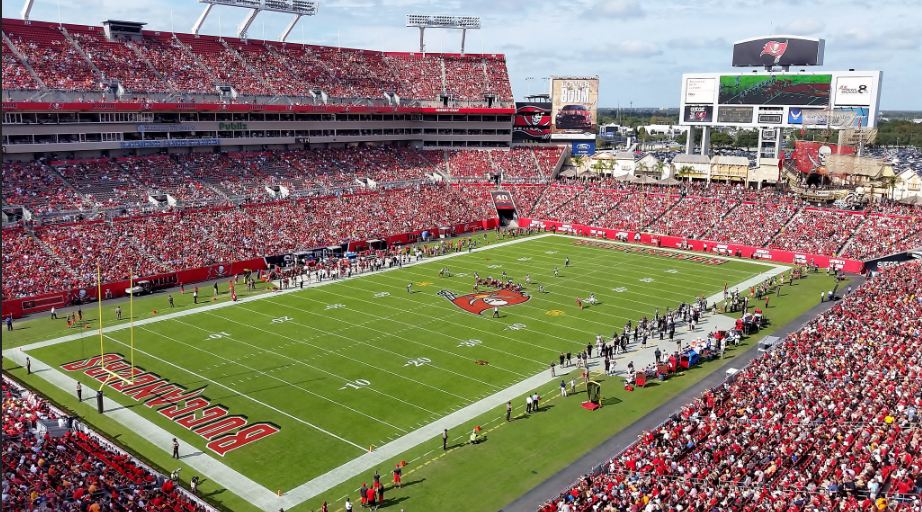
680,349,700,369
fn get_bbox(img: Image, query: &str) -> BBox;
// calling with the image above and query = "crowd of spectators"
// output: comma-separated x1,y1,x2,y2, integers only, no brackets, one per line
0,19,513,103
649,196,737,240
769,208,867,256
549,187,625,225
3,21,100,91
841,213,922,261
593,191,678,232
1,40,38,90
5,148,922,300
702,198,802,247
1,183,496,299
67,25,172,94
2,378,207,511
446,150,494,180
541,260,922,511
504,184,549,217
2,161,87,214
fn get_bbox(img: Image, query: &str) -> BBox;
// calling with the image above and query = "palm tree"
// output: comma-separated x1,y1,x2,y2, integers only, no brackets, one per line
635,161,649,177
654,161,665,179
678,165,695,182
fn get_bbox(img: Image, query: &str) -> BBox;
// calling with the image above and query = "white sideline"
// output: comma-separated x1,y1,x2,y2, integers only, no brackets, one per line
2,233,789,511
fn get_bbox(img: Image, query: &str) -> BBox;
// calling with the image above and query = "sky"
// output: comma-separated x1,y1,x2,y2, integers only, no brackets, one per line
4,0,921,109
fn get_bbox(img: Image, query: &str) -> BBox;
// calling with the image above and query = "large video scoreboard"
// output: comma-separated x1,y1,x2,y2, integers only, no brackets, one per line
679,70,882,128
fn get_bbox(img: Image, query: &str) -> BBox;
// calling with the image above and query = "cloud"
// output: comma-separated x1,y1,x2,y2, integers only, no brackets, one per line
666,37,728,50
601,40,661,58
585,0,645,18
775,19,825,36
833,27,920,52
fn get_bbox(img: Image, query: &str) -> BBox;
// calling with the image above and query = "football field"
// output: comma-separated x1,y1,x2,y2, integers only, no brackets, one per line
5,234,785,510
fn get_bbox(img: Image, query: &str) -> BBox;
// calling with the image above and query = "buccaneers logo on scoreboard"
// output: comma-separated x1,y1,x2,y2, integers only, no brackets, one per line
760,40,788,65
438,288,530,315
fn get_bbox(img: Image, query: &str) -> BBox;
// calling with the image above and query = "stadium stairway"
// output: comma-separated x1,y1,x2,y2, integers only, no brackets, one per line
699,200,743,241
835,214,868,256
2,31,46,89
642,193,682,231
28,230,81,282
59,26,103,80
221,39,280,96
125,40,171,91
588,192,630,225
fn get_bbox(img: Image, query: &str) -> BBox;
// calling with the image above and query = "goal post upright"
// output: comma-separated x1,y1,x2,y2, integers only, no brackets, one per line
96,265,136,392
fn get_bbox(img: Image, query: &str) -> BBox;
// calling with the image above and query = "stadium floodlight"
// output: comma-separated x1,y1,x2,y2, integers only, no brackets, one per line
192,0,318,41
405,14,481,54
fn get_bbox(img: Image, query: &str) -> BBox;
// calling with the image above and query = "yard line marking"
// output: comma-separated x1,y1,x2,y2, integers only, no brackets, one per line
172,318,441,416
93,332,366,451
194,312,478,402
280,292,554,365
131,326,408,434
229,304,524,385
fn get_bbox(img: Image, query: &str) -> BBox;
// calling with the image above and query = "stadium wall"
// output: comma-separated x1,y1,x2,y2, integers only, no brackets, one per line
517,218,864,273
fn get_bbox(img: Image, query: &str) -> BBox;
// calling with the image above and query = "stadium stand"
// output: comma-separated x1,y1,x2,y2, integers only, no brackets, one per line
5,156,922,302
840,212,922,260
540,260,922,511
768,208,867,256
2,377,209,511
0,19,513,104
702,198,802,247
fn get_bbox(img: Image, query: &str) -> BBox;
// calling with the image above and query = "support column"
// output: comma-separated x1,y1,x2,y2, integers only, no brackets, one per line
191,4,213,35
280,14,301,42
20,0,34,20
461,28,467,54
685,126,696,155
237,8,260,39
418,27,425,53
699,126,711,156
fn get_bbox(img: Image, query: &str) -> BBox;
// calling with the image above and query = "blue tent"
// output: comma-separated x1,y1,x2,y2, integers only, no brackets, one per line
681,349,700,368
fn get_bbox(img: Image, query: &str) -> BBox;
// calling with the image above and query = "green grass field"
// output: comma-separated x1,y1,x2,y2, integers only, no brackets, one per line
2,234,839,512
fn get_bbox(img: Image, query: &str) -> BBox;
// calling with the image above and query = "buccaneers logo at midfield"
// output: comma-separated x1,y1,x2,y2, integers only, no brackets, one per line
439,288,530,315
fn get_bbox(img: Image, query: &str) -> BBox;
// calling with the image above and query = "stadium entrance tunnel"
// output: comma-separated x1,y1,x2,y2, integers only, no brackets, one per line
496,207,517,227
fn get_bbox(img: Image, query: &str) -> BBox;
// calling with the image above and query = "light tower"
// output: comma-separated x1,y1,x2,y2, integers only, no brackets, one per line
405,14,481,54
192,0,318,41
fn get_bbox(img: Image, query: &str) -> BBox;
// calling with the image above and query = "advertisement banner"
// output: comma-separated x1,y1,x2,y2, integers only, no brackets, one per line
683,105,714,123
512,102,552,142
833,76,873,106
732,37,824,67
551,77,599,134
834,107,870,128
718,74,831,106
717,106,753,124
787,107,825,125
571,140,596,157
684,77,717,104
